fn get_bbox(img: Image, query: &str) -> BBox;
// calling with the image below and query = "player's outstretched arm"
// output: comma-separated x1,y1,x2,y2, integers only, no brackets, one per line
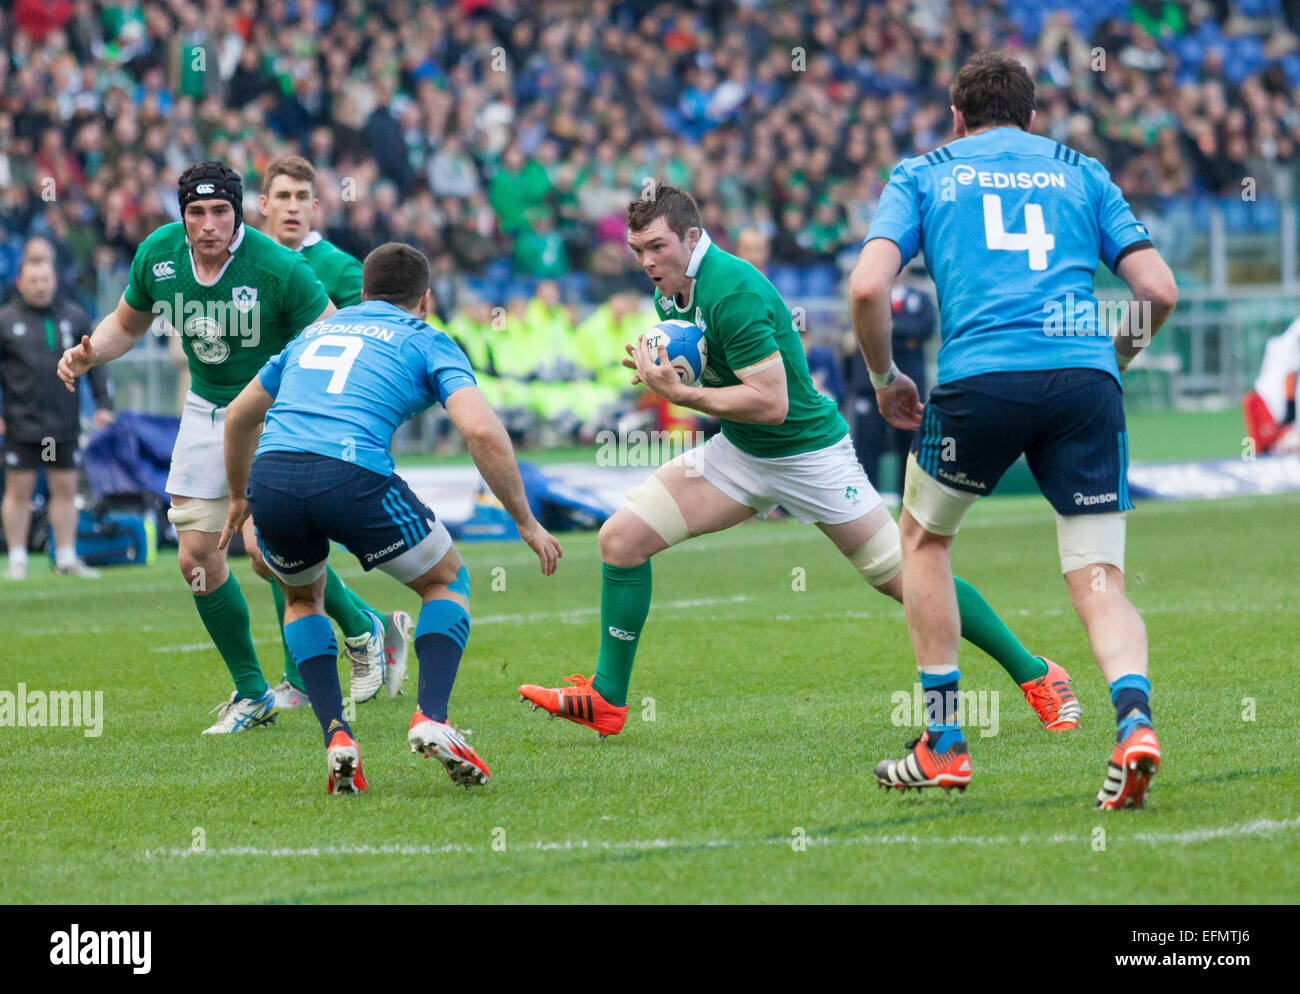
217,379,275,551
848,238,924,431
444,386,562,575
1114,247,1178,370
57,294,153,392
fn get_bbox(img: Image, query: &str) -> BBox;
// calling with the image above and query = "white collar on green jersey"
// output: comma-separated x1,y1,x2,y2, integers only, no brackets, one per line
186,224,245,287
671,228,712,311
295,231,323,251
685,228,711,277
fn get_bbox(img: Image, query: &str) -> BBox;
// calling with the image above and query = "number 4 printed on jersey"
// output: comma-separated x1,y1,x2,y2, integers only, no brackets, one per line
982,194,1055,271
298,334,364,393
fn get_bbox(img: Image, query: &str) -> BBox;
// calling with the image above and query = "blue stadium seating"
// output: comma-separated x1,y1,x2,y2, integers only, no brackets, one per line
767,264,802,299
559,271,589,302
802,263,837,298
504,279,538,301
1283,53,1300,86
1233,0,1280,17
465,276,493,300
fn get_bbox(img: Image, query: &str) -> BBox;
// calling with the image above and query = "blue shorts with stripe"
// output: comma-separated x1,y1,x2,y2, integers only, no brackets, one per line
247,450,438,576
911,368,1133,516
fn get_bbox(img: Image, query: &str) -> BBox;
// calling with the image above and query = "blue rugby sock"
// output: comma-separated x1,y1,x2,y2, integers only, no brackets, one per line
284,614,349,746
415,566,471,724
1110,673,1153,743
920,668,965,753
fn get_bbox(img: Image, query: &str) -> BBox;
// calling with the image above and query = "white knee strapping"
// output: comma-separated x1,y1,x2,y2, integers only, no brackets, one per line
624,474,691,547
849,516,903,585
1057,511,1127,574
167,497,229,533
901,452,978,537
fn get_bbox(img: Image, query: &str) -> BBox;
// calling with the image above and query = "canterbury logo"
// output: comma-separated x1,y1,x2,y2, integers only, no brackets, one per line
195,183,215,194
607,627,637,641
152,261,175,278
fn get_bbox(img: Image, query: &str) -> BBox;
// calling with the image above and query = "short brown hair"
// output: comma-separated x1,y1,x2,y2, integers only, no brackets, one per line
626,182,702,240
18,254,53,277
950,50,1035,132
20,237,54,266
263,155,317,196
362,242,429,308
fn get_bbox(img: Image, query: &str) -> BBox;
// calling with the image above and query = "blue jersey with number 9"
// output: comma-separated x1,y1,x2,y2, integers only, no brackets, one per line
255,300,476,476
866,127,1152,387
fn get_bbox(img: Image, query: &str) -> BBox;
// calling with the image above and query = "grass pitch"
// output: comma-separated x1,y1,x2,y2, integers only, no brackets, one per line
3,491,1297,904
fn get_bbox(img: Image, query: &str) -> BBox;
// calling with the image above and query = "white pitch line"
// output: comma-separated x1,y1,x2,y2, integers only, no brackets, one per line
475,593,752,626
145,594,1298,653
141,815,1300,859
144,595,756,651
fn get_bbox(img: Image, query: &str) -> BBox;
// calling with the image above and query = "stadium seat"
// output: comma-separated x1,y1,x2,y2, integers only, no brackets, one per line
465,276,493,299
504,279,538,301
802,264,837,298
559,271,590,302
1234,0,1280,16
1283,54,1300,87
1251,198,1279,233
1222,198,1251,235
768,265,802,299
1173,37,1204,69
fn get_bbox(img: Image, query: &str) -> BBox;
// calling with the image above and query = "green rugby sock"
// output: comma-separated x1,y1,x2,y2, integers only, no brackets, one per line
592,561,652,708
269,580,304,691
195,571,267,700
324,566,373,640
346,585,386,636
954,575,1047,685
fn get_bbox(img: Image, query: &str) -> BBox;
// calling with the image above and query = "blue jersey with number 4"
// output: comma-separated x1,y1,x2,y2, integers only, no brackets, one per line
866,127,1152,386
256,300,476,476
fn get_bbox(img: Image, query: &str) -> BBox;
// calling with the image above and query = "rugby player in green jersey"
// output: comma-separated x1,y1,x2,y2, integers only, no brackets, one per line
256,154,415,711
57,162,388,732
519,184,1080,743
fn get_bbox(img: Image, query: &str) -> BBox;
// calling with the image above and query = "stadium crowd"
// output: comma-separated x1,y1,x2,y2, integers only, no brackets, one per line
3,0,1300,316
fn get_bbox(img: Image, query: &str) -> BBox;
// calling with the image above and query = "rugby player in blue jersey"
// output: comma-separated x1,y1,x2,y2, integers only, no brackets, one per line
219,243,562,794
851,52,1178,808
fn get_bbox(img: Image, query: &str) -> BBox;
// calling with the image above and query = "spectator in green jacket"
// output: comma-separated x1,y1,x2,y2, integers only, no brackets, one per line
488,144,552,236
512,209,570,278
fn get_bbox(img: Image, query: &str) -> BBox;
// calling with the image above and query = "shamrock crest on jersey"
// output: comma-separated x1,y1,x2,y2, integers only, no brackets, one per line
232,286,258,313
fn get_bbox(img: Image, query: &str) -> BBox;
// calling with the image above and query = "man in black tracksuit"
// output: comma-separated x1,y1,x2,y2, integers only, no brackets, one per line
1,254,112,578
845,274,936,493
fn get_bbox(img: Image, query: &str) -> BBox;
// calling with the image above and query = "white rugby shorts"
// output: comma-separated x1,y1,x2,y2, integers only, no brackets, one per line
165,391,230,500
685,431,881,525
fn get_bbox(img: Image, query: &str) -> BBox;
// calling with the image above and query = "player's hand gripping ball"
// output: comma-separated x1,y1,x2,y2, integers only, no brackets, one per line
642,319,708,386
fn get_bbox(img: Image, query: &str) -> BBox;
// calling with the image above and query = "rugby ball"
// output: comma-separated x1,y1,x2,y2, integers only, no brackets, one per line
643,319,708,386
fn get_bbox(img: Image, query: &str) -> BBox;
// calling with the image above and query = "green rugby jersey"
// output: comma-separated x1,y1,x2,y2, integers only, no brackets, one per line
652,233,848,457
124,223,330,406
298,231,363,307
